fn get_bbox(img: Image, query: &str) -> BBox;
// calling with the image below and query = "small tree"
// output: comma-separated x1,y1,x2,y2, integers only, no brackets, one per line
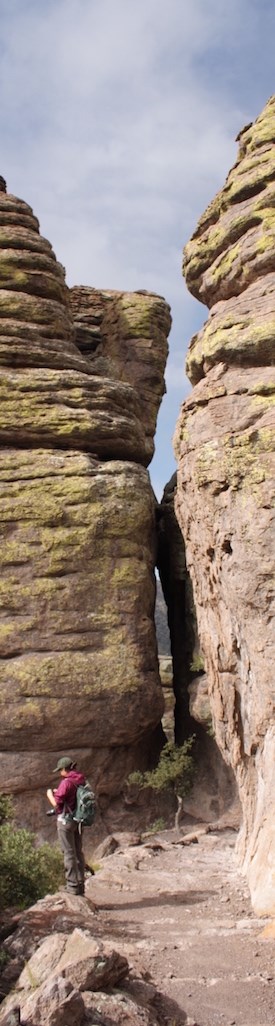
127,738,195,832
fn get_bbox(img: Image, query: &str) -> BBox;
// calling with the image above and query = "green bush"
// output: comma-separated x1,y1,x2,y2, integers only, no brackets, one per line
190,652,204,673
127,738,195,800
0,794,13,826
145,817,166,835
0,797,63,911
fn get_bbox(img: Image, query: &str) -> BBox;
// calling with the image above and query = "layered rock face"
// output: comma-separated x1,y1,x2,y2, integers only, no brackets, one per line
70,286,169,466
0,182,171,832
174,97,275,913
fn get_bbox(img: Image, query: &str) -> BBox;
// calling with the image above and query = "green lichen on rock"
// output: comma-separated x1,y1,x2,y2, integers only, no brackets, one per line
176,99,275,916
0,451,163,751
183,96,275,349
0,367,148,462
0,183,168,826
186,296,275,381
178,371,275,505
70,286,171,464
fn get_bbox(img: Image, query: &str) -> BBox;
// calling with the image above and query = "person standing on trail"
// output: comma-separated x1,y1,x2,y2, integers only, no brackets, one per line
46,756,86,896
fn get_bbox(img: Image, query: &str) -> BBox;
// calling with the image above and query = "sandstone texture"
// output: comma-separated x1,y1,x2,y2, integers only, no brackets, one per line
71,286,171,466
0,185,171,833
174,96,275,914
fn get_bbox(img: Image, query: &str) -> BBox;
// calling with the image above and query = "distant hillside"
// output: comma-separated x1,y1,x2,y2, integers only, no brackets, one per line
155,579,171,655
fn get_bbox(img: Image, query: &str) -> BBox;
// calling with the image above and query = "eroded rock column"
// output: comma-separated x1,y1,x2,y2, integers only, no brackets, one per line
174,97,275,913
0,185,171,832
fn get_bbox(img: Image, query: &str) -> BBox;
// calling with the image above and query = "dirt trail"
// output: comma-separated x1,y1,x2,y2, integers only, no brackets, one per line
86,827,275,1026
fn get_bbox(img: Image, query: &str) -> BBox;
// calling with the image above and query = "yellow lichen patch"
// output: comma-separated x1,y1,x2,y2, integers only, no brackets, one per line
183,96,275,306
119,291,171,340
193,424,274,496
194,439,220,487
249,380,275,397
244,96,275,151
208,243,241,286
186,311,275,383
223,148,275,206
250,393,275,411
0,368,146,461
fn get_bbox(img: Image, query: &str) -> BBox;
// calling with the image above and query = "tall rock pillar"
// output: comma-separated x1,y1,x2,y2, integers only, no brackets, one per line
174,97,275,914
0,184,171,833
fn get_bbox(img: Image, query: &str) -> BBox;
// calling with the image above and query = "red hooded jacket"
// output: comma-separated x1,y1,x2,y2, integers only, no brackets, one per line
54,769,85,816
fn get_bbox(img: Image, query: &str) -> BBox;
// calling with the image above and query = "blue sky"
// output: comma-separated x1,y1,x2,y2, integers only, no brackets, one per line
1,0,274,497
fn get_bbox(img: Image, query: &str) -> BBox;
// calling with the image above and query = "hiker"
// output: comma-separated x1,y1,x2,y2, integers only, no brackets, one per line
46,756,86,896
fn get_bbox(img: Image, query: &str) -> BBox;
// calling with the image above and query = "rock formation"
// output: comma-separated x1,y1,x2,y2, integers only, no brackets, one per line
174,96,275,913
0,891,141,1025
0,184,171,833
157,475,239,824
70,286,169,466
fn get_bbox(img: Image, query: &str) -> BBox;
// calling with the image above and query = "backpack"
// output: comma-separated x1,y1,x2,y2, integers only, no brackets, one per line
73,782,96,826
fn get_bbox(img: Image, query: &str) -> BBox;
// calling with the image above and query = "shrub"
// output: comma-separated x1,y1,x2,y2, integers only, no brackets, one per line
0,797,63,911
190,653,204,673
0,794,13,826
127,738,195,800
145,817,166,835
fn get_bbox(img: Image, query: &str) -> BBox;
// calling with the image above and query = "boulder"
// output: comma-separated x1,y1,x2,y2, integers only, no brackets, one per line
15,928,128,996
1,977,85,1026
55,928,128,991
82,987,157,1025
174,96,275,913
0,891,157,1026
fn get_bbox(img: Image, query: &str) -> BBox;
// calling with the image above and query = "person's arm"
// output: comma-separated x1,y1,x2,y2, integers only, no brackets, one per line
47,778,70,814
46,788,57,808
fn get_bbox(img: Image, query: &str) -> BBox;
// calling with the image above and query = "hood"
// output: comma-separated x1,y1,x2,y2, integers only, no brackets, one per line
67,770,86,787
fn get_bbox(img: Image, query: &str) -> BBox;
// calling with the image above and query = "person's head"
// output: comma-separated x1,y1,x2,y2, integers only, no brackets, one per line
52,756,77,777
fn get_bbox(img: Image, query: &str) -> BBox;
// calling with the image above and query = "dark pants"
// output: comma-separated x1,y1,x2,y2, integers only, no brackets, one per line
57,819,85,894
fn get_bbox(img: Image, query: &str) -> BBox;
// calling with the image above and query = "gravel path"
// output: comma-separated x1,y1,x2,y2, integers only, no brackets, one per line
87,827,275,1026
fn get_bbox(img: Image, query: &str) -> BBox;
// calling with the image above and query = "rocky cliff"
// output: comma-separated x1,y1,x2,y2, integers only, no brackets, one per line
0,179,171,833
174,97,275,914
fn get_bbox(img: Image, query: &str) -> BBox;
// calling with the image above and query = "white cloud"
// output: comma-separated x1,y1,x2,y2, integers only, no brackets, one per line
0,0,274,489
165,357,190,392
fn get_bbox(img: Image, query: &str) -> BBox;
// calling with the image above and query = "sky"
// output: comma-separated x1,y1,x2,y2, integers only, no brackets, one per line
0,0,274,497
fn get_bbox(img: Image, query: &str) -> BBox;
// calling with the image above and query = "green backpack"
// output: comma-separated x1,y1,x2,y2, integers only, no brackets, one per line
73,782,96,826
